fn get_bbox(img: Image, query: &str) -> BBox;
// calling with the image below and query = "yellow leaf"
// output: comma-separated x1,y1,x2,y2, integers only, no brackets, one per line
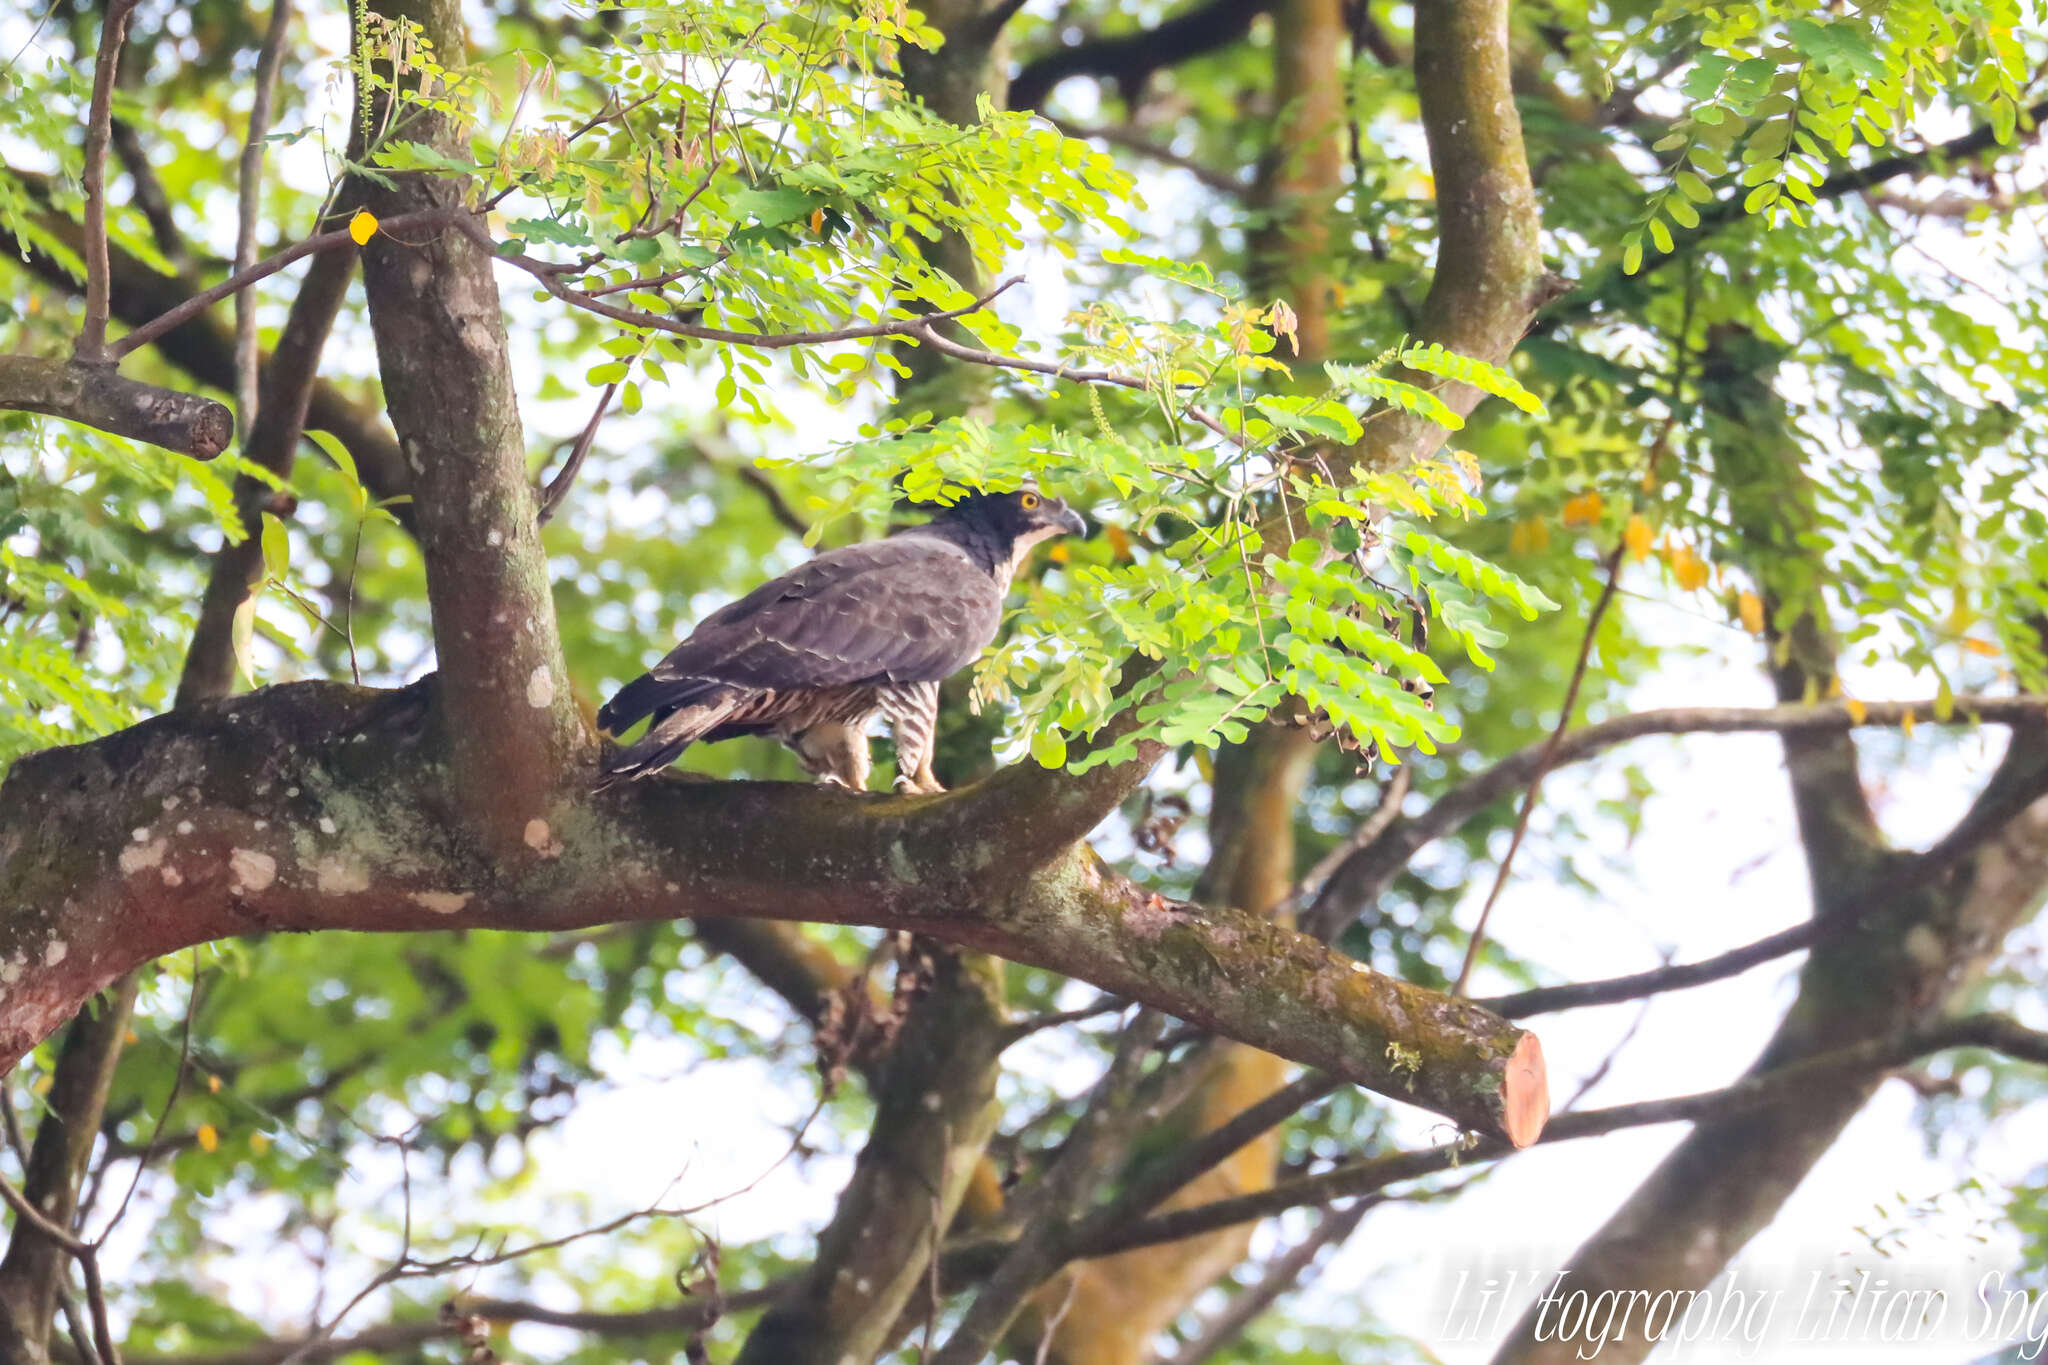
1105,523,1131,561
1560,492,1605,528
1623,514,1653,563
1934,682,1955,722
1900,708,1916,738
207,1074,221,1094
348,210,379,246
250,1131,271,1154
1046,543,1069,563
1843,694,1867,725
197,1124,219,1154
1737,591,1765,635
1671,544,1709,592
1961,637,2001,658
809,207,825,234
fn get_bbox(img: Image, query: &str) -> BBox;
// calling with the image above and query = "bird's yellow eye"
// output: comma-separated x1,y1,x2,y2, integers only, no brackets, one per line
1019,492,1041,509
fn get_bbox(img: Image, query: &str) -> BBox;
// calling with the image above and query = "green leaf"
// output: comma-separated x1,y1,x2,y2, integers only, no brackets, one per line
727,187,819,229
1396,344,1547,416
1029,727,1067,769
303,429,359,492
260,515,289,580
1786,18,1889,79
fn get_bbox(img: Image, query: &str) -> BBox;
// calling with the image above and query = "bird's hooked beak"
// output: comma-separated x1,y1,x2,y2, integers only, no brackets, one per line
1052,504,1086,538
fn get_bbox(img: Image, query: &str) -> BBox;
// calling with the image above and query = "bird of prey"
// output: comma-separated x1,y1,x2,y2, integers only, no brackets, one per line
595,488,1086,793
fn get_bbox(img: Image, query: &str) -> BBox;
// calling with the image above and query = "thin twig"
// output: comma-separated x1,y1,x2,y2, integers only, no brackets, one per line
59,1288,101,1365
998,994,1127,1045
1450,539,1627,995
1065,1070,1341,1248
96,952,202,1243
536,381,618,525
1290,765,1410,933
1307,693,2048,940
1483,919,1824,1020
234,0,296,426
733,464,812,539
75,0,142,361
109,208,455,359
340,514,366,685
1033,1272,1081,1365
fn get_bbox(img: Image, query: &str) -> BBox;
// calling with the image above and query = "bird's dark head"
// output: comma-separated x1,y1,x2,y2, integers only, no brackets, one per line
920,488,1087,577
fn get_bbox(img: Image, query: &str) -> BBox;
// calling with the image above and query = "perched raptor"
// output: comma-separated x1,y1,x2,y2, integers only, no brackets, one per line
595,488,1085,793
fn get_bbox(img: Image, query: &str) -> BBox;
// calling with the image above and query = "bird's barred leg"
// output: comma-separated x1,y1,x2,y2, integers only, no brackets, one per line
883,681,944,794
790,722,872,791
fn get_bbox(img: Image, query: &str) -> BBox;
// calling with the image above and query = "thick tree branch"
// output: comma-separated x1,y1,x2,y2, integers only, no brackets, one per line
933,1013,1169,1365
0,354,231,459
0,677,1546,1145
351,0,581,844
1009,0,1273,112
1341,0,1551,480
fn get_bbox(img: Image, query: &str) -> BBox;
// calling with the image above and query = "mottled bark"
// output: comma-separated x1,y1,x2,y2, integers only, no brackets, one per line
0,353,231,457
351,0,583,845
0,677,1542,1141
736,954,1005,1365
1352,0,1551,474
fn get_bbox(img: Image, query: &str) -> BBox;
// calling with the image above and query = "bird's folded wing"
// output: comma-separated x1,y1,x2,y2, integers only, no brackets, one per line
649,536,1003,689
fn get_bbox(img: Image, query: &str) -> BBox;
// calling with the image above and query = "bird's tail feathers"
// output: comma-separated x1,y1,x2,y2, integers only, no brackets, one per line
593,692,740,791
596,671,722,737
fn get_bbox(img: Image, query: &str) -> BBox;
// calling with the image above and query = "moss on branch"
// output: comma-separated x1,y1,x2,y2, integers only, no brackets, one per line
0,678,1548,1145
